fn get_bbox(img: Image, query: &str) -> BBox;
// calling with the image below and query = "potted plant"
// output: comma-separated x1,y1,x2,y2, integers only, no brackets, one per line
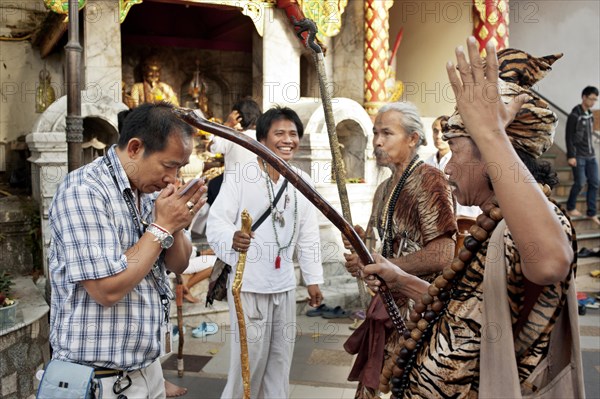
0,271,17,328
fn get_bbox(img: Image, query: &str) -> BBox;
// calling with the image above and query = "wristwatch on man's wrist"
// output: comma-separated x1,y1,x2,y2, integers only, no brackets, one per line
147,223,174,249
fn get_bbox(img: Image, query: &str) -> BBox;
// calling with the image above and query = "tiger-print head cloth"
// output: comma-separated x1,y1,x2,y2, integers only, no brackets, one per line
443,48,563,158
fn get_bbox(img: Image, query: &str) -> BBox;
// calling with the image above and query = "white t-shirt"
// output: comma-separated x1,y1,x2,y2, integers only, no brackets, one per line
206,159,324,293
211,129,257,182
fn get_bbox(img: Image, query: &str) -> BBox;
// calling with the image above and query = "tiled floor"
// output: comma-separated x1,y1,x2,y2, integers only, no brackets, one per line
164,314,357,398
164,306,600,399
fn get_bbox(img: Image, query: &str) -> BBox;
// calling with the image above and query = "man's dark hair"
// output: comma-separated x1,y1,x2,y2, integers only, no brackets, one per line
515,149,559,188
472,141,558,190
117,109,131,132
117,102,194,156
232,97,262,130
255,106,304,142
582,86,599,97
433,115,449,125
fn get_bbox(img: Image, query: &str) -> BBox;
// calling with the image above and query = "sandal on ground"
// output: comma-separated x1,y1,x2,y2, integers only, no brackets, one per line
350,310,366,320
306,303,333,317
172,325,186,342
349,319,364,330
322,306,351,319
192,321,219,338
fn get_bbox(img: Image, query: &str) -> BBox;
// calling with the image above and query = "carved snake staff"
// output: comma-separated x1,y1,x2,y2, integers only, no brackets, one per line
292,17,370,309
233,210,252,399
172,108,408,337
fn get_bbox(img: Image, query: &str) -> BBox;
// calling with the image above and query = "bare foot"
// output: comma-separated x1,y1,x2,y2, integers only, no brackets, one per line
184,293,200,303
567,209,583,217
165,379,187,397
590,215,600,226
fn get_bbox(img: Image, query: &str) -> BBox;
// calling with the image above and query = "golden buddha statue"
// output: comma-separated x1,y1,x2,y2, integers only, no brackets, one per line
130,57,179,108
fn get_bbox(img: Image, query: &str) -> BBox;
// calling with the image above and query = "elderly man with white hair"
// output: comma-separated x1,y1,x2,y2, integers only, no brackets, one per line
342,101,457,399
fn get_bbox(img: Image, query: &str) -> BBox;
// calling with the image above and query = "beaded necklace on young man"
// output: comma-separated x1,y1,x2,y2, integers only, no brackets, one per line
261,159,298,269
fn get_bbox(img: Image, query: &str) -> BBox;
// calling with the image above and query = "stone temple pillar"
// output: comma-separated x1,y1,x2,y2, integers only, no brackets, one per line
26,132,68,278
364,0,394,116
259,5,303,109
83,0,122,104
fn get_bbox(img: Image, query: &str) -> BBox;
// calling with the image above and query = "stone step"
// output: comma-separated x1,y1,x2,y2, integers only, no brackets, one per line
577,255,600,275
539,153,557,167
556,167,572,183
576,231,600,253
553,183,572,198
575,256,600,294
553,182,600,198
570,215,600,231
555,196,600,215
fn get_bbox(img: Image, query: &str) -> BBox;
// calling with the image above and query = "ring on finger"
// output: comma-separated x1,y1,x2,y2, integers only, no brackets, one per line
189,208,195,216
186,201,195,210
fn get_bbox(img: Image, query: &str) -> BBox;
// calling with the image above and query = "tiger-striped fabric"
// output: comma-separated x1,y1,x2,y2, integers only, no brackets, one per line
354,163,457,399
443,48,563,159
403,204,574,398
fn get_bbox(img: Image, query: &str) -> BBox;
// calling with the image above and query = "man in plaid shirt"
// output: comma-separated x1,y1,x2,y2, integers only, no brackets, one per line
48,102,206,398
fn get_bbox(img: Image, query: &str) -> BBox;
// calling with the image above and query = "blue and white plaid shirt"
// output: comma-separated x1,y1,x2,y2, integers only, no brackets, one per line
48,145,171,371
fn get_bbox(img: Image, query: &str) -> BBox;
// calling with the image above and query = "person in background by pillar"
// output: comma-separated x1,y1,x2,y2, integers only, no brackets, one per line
424,115,481,219
565,86,599,226
206,97,262,206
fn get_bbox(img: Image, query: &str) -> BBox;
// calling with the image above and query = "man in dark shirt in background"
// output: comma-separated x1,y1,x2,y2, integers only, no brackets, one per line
565,86,599,226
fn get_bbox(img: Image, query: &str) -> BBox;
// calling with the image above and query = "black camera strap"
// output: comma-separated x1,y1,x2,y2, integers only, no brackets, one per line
103,156,146,237
252,180,288,231
102,155,172,310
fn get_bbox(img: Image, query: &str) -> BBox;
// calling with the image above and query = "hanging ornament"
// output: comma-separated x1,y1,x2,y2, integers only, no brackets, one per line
119,0,143,23
36,65,56,113
44,0,86,15
188,59,210,117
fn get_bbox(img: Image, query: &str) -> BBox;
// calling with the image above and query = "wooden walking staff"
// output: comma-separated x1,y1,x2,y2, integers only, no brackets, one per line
232,210,253,399
175,274,185,377
172,108,408,337
285,11,370,308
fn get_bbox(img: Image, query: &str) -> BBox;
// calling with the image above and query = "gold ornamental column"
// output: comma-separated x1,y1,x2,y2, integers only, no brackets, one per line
364,0,394,116
473,0,509,56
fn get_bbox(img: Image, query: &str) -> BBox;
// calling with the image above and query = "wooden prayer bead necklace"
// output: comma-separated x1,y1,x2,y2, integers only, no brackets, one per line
380,184,552,398
379,154,422,258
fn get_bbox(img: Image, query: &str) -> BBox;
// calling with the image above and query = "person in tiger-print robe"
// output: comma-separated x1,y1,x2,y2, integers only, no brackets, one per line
343,102,457,399
361,39,576,398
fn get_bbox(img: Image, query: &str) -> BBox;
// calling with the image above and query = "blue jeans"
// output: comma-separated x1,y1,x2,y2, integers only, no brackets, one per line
567,156,599,216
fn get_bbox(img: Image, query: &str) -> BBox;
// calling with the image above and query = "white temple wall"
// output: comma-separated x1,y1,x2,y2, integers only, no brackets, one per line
389,0,599,158
510,0,600,156
510,0,599,112
0,2,64,144
389,0,471,119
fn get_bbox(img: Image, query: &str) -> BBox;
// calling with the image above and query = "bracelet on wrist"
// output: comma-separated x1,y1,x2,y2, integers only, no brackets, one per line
150,223,171,235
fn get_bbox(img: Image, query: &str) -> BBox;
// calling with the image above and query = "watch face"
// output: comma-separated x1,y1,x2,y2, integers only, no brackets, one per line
162,235,174,249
